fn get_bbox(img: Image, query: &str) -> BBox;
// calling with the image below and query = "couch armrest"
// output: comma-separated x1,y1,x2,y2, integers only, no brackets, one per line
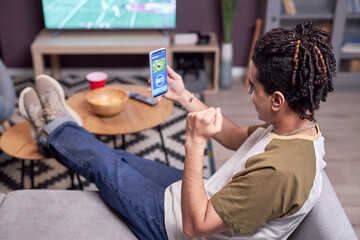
289,172,357,240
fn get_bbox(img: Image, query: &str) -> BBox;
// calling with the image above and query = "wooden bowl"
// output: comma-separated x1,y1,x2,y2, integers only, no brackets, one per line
86,87,129,117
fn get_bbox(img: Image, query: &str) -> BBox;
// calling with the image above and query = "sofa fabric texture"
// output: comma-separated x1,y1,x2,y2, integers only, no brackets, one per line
0,190,137,240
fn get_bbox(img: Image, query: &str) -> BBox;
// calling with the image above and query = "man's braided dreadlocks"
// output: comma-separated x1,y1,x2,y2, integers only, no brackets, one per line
252,21,336,121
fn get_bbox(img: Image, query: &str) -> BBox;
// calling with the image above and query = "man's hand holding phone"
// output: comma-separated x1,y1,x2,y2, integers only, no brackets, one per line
149,48,194,108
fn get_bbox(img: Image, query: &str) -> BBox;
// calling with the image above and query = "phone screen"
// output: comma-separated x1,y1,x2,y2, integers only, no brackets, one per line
150,48,168,98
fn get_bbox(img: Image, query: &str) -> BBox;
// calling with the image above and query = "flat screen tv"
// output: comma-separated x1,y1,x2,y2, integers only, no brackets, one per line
41,0,176,30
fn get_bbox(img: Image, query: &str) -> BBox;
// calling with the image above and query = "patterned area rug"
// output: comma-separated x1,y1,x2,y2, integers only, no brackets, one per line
0,69,214,193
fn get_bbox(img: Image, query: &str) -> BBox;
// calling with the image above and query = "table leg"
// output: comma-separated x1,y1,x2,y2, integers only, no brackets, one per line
21,160,25,189
157,125,169,166
31,51,45,77
50,55,61,80
113,135,117,149
113,135,126,150
68,170,75,189
122,135,126,150
30,161,34,189
76,174,83,190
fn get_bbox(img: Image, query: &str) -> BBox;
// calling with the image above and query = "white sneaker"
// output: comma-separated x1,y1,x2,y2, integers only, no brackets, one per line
35,75,82,126
19,87,45,145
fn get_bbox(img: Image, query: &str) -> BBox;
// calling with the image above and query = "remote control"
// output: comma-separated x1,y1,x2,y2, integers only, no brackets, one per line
128,91,158,106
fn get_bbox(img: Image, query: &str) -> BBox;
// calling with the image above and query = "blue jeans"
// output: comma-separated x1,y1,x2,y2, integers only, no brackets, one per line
39,119,183,240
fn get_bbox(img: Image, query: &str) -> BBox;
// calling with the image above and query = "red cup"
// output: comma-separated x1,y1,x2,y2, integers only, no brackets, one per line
86,72,107,90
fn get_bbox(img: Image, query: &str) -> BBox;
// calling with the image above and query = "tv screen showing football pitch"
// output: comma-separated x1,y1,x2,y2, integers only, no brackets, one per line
41,0,176,29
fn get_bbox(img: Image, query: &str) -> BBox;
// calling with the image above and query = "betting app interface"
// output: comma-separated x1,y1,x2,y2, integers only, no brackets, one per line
151,49,168,97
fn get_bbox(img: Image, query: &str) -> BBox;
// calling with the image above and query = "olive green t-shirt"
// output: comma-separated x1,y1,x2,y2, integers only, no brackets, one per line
164,124,326,239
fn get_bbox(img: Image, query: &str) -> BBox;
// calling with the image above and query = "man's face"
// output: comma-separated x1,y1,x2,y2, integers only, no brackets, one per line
248,61,273,122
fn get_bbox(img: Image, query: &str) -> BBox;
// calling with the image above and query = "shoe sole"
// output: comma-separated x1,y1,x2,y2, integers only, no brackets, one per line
18,87,33,120
35,75,83,126
18,87,39,145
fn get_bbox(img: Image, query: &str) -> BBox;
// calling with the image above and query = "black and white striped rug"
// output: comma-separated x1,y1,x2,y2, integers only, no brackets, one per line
0,69,214,193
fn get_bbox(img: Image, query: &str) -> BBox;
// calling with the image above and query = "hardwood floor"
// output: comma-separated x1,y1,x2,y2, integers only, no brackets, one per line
204,77,360,237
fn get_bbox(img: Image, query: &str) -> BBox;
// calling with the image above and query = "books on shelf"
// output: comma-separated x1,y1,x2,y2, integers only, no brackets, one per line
280,1,286,14
342,44,360,54
348,0,360,13
341,59,360,72
342,36,360,54
282,0,297,15
343,37,360,44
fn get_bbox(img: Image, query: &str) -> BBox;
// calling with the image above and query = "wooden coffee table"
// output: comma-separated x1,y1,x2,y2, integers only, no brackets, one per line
66,84,174,164
0,121,45,189
0,121,82,189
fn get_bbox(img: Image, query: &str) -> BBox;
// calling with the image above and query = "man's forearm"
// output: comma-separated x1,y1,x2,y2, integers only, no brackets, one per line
177,89,208,112
181,140,208,237
181,108,230,237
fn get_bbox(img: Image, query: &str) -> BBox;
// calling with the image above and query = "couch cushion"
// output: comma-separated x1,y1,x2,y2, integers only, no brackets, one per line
0,190,137,240
288,172,357,240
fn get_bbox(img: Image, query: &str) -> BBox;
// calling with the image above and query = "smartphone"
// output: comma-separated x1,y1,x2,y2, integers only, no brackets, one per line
149,48,168,98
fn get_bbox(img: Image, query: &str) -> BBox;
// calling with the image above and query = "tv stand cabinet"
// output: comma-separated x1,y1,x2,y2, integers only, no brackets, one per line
31,30,170,78
169,32,219,94
30,30,219,94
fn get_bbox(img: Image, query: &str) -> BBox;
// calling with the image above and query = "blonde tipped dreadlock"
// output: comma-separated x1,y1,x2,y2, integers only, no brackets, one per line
291,40,301,85
314,45,328,83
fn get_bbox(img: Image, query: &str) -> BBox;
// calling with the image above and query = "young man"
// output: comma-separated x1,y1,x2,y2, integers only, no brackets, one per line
19,21,335,239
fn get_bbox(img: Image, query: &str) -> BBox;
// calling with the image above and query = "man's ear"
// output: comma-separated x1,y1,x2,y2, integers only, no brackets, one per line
271,91,285,111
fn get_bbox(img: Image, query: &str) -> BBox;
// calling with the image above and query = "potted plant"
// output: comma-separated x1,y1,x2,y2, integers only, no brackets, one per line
220,0,239,89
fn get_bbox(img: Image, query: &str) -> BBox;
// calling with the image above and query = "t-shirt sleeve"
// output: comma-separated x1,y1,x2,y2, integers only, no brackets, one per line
247,123,270,136
210,166,290,236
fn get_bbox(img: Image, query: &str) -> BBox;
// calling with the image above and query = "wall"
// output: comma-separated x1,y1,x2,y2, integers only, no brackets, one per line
0,0,44,68
0,0,261,68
